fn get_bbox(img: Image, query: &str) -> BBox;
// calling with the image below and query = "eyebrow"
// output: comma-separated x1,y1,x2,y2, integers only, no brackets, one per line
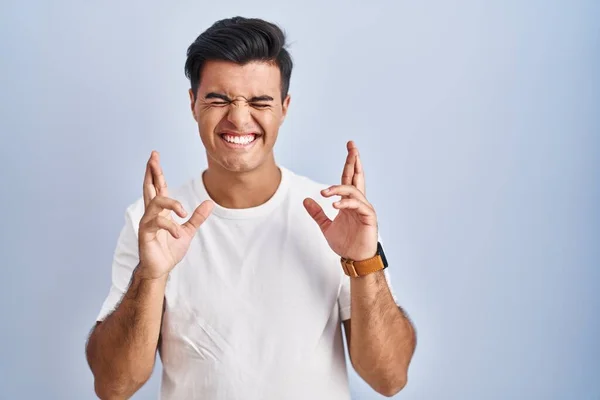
204,92,274,102
248,95,274,102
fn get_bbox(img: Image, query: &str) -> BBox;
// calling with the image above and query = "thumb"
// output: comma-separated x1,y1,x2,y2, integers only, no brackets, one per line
303,198,332,233
183,200,214,232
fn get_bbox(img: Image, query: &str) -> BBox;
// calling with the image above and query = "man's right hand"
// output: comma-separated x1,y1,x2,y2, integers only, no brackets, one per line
138,151,213,280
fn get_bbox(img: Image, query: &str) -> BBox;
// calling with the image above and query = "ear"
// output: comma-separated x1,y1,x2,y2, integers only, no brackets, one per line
280,94,291,125
189,88,198,122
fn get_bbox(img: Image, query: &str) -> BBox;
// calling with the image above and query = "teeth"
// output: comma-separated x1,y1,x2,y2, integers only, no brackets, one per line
223,134,255,145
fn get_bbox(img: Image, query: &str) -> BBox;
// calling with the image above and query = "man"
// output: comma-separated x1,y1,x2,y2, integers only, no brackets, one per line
85,16,416,400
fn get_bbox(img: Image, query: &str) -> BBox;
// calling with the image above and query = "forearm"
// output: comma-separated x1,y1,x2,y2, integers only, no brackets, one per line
86,264,167,399
349,270,416,395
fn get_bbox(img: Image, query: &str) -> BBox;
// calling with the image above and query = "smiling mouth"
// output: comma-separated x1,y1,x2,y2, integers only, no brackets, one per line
219,133,261,146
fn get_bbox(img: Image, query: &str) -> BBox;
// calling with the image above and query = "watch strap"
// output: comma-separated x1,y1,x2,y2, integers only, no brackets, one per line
340,253,386,277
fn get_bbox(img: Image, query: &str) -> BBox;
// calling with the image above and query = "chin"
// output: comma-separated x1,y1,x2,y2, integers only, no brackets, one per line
213,155,264,173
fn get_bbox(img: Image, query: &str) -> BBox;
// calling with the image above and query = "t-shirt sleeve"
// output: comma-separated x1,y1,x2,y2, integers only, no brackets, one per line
338,236,399,321
96,201,142,322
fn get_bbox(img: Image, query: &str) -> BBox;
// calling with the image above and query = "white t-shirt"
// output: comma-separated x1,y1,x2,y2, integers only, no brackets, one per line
97,166,397,400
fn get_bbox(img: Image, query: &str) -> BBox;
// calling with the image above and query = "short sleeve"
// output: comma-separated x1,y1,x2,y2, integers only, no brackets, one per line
338,236,399,321
96,200,143,322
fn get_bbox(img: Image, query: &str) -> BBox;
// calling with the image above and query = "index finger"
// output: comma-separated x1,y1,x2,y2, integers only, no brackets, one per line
150,151,169,198
353,150,366,195
341,140,358,186
143,153,157,207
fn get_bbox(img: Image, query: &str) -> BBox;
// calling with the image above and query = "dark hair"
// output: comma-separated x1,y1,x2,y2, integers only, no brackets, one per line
185,17,293,101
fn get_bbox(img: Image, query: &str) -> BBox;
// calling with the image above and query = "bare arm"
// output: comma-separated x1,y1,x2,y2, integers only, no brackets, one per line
304,141,416,396
343,271,416,397
86,265,167,399
86,151,214,399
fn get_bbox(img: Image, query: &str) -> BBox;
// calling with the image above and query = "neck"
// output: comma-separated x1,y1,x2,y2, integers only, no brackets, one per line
202,157,282,209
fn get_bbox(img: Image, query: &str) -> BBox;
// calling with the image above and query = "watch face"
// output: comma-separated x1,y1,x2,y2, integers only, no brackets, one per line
377,242,388,268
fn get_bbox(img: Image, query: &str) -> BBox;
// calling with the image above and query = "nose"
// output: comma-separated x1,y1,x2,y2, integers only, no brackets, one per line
226,99,254,130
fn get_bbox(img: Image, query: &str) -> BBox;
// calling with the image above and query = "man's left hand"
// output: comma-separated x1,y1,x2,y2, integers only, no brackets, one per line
303,141,379,261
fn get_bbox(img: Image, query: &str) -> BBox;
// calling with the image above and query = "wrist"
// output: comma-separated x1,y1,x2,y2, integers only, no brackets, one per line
344,237,378,261
341,242,388,278
355,250,378,262
135,263,170,284
345,247,378,263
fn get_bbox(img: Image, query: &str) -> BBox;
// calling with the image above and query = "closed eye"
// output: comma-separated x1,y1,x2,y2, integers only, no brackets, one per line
251,103,271,108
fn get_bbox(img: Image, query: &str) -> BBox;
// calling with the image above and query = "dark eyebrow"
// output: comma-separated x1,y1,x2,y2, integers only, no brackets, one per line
249,95,274,102
205,92,231,101
204,93,274,102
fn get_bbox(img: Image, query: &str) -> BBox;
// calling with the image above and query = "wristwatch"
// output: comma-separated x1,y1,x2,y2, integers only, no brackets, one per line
340,242,388,278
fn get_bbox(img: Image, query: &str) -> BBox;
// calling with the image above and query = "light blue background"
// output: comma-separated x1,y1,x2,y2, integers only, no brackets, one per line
1,1,598,399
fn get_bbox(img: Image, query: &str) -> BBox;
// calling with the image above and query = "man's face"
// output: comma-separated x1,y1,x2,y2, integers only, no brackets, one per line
189,60,290,173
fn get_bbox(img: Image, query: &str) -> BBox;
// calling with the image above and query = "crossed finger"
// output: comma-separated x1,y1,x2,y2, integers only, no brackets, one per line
341,141,366,195
143,151,169,207
143,156,156,207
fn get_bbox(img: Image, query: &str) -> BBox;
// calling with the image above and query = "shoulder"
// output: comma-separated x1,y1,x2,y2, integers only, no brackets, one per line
282,166,339,220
